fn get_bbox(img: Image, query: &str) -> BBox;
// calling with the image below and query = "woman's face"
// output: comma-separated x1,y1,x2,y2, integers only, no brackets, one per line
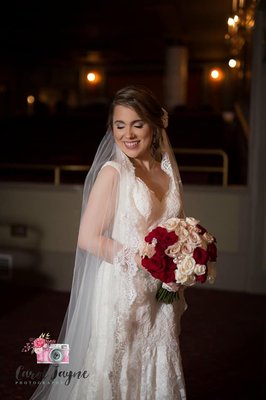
112,105,153,160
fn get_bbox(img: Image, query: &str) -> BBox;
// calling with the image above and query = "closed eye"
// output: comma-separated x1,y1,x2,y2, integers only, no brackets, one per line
115,123,125,129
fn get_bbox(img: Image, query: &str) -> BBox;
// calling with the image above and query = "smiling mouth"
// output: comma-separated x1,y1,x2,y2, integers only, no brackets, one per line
123,141,140,149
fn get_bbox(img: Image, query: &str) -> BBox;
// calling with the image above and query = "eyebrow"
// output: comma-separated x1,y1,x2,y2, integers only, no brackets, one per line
114,119,143,124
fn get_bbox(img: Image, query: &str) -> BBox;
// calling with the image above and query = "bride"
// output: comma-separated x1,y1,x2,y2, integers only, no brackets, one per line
30,85,187,400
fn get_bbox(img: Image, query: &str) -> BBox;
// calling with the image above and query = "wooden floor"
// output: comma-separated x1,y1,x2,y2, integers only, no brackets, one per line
0,282,265,400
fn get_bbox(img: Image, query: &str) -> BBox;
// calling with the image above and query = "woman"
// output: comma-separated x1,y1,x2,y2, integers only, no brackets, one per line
30,85,187,400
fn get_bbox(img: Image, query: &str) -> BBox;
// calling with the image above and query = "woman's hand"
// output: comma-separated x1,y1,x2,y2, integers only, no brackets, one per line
135,253,148,271
163,282,181,292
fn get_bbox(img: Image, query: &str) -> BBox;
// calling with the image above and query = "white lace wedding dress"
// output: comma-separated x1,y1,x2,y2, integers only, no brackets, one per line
72,153,187,400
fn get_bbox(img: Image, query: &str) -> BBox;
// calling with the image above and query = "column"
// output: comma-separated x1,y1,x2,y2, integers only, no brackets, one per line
247,8,266,293
164,44,188,110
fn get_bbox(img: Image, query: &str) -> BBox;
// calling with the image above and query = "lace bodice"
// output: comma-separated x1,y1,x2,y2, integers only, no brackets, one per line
106,152,183,247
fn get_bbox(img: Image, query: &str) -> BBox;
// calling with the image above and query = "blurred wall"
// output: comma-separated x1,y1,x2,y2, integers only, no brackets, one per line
1,182,263,294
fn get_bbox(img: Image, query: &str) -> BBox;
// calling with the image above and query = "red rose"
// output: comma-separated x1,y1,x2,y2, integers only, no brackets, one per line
195,272,207,283
142,253,165,281
193,247,209,265
163,257,176,283
145,226,178,252
143,227,178,283
142,253,176,283
207,243,217,261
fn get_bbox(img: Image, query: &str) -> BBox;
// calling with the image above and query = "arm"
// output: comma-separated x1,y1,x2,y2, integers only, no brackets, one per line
77,165,122,263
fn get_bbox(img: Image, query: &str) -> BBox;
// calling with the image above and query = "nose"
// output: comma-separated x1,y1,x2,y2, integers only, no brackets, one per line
125,126,136,139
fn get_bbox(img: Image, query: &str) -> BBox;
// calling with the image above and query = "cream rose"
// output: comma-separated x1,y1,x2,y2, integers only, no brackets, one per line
183,274,196,286
188,230,202,246
194,264,206,276
181,242,194,256
165,242,181,257
163,217,180,232
175,269,188,284
203,232,215,243
176,226,189,241
185,217,200,226
179,257,195,275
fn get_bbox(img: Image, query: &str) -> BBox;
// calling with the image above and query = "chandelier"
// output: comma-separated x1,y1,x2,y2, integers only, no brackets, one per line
226,0,257,74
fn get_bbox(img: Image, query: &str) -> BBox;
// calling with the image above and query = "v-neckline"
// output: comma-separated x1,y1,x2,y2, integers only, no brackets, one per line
134,155,171,204
136,176,170,204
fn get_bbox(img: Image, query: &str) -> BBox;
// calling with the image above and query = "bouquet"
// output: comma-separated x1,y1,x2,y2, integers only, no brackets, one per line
140,217,217,303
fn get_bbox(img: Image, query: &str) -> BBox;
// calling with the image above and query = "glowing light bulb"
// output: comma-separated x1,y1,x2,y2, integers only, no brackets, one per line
27,95,35,104
227,17,235,27
87,73,96,82
211,69,219,79
229,59,237,68
209,68,223,82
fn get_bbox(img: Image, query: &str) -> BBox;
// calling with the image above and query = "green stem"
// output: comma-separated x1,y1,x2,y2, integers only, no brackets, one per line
156,286,180,304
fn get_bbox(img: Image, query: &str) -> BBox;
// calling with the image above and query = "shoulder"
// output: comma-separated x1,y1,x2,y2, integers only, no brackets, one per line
100,161,121,175
94,162,120,189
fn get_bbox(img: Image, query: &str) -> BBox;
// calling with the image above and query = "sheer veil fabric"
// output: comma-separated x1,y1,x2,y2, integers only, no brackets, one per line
29,127,187,400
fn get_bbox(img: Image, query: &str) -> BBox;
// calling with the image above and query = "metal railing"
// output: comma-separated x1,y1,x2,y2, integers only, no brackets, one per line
0,148,229,186
173,148,229,187
0,163,90,185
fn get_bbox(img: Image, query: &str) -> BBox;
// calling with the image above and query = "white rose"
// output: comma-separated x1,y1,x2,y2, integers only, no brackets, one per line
175,269,188,284
194,264,206,276
179,257,196,276
164,217,180,232
185,217,200,226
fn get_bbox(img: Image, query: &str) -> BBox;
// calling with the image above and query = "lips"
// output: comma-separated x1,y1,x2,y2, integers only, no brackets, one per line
123,141,140,149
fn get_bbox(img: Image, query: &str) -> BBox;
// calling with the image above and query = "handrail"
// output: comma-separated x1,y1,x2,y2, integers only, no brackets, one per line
173,148,229,187
0,147,228,186
0,163,90,185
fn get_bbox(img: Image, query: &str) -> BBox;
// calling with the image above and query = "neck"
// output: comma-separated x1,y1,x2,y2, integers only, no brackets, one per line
131,156,156,171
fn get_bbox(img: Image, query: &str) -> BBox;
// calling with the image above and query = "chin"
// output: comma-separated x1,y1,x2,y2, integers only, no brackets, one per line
121,142,150,159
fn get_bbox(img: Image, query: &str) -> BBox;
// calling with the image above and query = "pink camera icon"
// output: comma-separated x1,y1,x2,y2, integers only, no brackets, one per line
35,343,69,364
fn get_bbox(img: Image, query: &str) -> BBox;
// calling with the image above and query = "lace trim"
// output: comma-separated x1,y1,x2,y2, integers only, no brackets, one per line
113,246,139,275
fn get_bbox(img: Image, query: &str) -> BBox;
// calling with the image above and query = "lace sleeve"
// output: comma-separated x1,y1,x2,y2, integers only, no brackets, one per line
78,164,140,277
113,246,139,276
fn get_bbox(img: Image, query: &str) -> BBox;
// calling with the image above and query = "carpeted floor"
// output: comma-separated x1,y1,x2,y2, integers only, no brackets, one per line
0,282,265,400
